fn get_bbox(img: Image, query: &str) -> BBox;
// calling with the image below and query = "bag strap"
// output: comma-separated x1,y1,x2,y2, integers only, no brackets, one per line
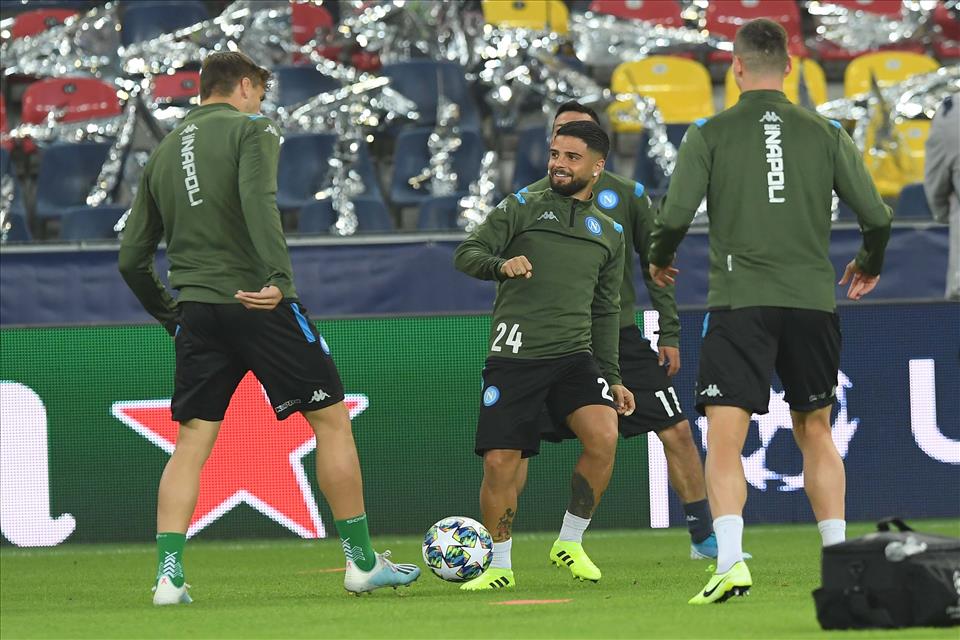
876,517,913,532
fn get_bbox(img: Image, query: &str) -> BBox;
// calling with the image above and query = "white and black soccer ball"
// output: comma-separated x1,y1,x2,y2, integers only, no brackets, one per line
422,516,493,582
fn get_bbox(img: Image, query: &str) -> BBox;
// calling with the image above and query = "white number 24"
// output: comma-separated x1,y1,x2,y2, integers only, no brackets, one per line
491,323,523,353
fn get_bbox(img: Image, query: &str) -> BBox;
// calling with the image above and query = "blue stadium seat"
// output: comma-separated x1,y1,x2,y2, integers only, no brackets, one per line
633,123,688,194
277,133,380,214
380,60,480,131
272,65,342,108
354,196,395,233
389,128,485,207
34,142,111,220
2,212,31,243
297,199,335,234
121,1,209,46
511,125,549,192
59,205,126,241
895,183,934,220
417,193,468,231
0,148,26,218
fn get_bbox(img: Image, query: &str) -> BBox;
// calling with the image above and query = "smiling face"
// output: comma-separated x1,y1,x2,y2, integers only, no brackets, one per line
548,134,603,198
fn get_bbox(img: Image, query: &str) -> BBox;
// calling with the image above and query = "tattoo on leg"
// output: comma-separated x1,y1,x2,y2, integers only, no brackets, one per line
568,472,595,518
494,508,515,542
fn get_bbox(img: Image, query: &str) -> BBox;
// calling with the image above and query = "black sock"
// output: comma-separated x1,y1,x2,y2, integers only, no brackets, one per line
683,499,713,543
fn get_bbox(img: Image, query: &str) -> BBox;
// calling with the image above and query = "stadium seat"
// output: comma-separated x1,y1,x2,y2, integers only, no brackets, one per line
417,193,468,231
588,0,684,26
272,65,342,108
151,71,200,104
276,133,380,213
34,142,111,220
861,118,930,198
481,0,569,34
608,57,713,133
812,1,926,61
511,125,550,192
389,128,485,207
354,196,395,233
844,51,940,97
705,0,808,64
0,95,10,151
296,199,335,234
933,1,960,60
633,123,688,194
725,57,829,108
21,77,122,126
10,8,77,39
59,205,126,241
120,1,209,46
291,1,334,44
380,61,481,131
894,119,931,185
895,183,934,219
2,212,32,243
1,148,27,218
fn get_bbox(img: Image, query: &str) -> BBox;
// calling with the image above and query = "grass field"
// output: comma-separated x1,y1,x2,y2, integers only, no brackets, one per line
2,520,958,639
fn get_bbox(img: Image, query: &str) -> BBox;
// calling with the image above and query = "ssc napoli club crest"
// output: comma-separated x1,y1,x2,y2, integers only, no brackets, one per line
585,216,603,236
483,386,500,406
596,189,619,209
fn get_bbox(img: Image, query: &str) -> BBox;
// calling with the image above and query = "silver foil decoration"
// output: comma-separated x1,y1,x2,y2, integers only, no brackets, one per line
1,2,121,79
807,1,936,56
408,72,461,196
569,11,732,67
0,172,16,244
611,92,678,182
87,81,142,208
458,150,498,232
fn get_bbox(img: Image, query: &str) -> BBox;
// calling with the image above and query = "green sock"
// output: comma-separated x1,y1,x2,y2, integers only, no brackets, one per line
335,514,376,571
156,532,186,587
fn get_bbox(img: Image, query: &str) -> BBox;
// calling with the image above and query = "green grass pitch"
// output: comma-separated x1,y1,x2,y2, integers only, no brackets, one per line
2,520,958,639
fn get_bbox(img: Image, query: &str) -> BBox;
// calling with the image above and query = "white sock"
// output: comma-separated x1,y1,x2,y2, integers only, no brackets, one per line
714,515,744,574
490,538,512,570
818,519,846,546
557,511,591,543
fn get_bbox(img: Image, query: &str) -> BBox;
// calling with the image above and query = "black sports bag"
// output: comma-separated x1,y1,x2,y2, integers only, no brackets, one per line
813,518,960,629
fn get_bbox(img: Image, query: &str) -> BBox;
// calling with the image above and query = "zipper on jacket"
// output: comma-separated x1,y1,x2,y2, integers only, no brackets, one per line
568,200,576,227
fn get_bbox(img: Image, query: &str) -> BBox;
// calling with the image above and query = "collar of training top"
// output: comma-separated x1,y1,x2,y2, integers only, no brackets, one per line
544,187,596,207
738,89,790,104
188,103,241,115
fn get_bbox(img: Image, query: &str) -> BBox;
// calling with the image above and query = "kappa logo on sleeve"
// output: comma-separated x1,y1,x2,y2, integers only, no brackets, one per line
264,124,280,137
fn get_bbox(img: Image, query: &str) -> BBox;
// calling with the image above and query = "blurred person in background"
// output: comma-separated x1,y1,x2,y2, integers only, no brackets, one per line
924,93,960,301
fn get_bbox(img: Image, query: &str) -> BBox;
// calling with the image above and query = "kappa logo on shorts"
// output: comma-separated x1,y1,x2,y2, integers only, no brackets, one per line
699,384,723,398
585,216,603,236
596,189,619,210
311,389,331,402
483,386,500,407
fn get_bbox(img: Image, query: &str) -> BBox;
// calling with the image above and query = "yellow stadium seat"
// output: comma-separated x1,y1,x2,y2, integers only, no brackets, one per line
725,57,828,109
608,56,714,133
481,0,569,34
844,51,940,97
863,118,931,197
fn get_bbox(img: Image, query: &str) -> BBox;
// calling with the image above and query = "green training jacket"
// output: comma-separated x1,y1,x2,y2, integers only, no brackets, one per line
525,171,680,347
118,103,296,333
454,187,626,385
649,90,892,312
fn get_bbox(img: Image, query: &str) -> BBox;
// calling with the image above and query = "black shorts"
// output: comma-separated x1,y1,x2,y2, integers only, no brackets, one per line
475,353,617,458
171,301,345,423
695,307,841,416
540,325,687,443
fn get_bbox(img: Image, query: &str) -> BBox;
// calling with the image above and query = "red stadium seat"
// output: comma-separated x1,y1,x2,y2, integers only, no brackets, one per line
588,0,684,27
10,8,77,39
290,2,341,64
21,77,121,125
151,71,201,103
0,95,11,152
705,0,808,64
934,1,960,60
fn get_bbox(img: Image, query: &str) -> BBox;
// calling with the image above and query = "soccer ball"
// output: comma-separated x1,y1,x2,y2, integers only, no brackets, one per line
422,516,493,582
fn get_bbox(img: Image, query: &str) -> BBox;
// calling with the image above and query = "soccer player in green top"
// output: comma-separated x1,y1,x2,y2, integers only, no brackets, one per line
118,51,419,605
520,102,728,564
454,121,636,590
647,19,893,604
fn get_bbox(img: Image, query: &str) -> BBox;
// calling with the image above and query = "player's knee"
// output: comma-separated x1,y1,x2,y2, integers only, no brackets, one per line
483,449,521,481
583,423,618,458
658,419,694,451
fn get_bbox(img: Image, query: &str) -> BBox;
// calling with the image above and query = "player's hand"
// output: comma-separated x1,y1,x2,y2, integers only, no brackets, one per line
838,260,880,300
501,256,533,279
649,263,679,288
235,285,283,310
611,384,635,417
658,345,681,377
